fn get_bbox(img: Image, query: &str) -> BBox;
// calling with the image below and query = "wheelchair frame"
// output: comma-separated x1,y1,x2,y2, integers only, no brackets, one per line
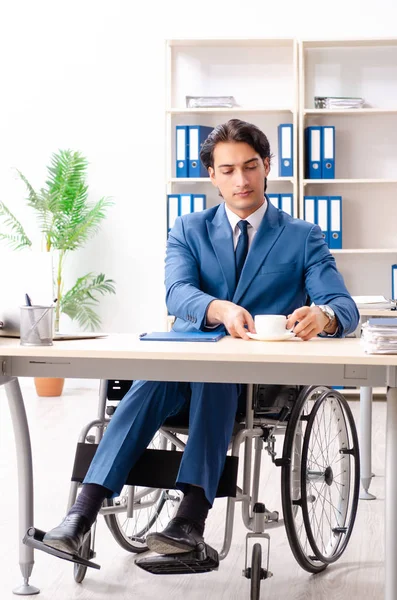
65,379,360,597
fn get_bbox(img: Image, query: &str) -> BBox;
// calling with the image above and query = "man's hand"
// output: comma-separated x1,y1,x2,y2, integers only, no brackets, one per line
206,300,255,340
286,306,330,341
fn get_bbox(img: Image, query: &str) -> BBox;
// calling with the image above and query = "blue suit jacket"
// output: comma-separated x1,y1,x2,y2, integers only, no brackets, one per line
165,200,359,337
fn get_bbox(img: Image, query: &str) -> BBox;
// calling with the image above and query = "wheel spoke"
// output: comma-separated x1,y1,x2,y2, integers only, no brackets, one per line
311,498,325,551
315,487,342,523
332,479,345,491
322,403,330,463
310,421,328,468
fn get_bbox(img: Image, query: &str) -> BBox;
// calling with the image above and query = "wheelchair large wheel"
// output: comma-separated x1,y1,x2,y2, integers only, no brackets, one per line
300,389,360,564
103,432,183,553
281,386,359,573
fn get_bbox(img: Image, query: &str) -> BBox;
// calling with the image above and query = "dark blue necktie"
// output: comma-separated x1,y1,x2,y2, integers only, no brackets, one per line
235,220,249,283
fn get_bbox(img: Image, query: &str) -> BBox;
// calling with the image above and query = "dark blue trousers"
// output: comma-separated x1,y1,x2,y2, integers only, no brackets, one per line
84,381,240,505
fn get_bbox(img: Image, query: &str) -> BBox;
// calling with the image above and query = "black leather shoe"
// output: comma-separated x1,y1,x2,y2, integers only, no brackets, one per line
146,517,205,555
43,514,91,555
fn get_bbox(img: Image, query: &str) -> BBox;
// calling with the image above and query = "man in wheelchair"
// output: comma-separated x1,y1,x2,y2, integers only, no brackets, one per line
42,119,359,561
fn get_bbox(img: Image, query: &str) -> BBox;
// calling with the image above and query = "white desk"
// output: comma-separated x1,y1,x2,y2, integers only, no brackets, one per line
1,335,397,599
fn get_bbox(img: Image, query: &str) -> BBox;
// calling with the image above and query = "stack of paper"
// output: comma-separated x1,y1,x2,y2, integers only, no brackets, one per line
186,96,238,108
314,96,365,109
362,318,397,354
353,295,395,310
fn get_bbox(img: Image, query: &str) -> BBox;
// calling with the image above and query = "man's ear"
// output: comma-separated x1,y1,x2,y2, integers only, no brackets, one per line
263,157,270,177
208,166,217,188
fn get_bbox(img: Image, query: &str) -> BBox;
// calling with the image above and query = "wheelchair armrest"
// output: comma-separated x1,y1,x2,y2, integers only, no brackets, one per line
254,385,300,416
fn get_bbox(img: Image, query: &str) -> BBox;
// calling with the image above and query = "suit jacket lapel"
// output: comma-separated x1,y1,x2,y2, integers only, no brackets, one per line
207,204,236,300
232,201,284,305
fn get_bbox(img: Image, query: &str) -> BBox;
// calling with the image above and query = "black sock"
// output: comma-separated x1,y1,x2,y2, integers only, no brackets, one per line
69,483,112,528
175,485,211,536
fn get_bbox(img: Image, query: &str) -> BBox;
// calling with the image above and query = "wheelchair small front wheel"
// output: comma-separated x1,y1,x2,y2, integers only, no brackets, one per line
73,530,91,583
250,543,262,600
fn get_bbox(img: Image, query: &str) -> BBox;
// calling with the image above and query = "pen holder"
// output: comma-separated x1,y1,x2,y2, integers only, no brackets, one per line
20,305,54,346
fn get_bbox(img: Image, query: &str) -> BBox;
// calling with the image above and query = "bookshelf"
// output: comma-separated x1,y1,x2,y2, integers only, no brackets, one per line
165,37,397,320
299,38,397,298
166,38,299,217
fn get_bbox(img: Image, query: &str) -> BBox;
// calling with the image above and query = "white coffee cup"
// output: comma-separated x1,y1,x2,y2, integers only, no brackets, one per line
254,314,289,337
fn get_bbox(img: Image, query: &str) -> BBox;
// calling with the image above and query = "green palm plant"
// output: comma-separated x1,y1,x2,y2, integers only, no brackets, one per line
0,150,116,331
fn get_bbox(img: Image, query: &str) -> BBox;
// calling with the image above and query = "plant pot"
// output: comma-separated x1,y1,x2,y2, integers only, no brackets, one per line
34,377,65,397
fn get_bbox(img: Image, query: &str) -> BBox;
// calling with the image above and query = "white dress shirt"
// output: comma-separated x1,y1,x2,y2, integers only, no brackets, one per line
225,200,267,251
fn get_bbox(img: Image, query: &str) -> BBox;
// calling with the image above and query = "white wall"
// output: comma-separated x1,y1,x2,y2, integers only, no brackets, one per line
1,0,397,336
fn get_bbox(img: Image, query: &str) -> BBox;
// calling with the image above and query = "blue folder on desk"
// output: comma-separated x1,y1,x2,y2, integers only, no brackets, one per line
140,331,226,342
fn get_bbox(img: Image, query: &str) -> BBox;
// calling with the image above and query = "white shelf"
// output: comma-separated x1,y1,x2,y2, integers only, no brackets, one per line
331,249,397,254
303,179,397,185
302,38,397,49
168,38,295,48
304,108,397,115
170,177,295,184
168,107,293,115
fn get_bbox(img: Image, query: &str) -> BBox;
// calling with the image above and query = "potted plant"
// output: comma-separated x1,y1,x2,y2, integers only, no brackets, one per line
0,149,116,396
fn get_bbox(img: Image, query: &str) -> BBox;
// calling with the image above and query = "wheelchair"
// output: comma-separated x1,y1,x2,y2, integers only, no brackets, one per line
48,380,361,599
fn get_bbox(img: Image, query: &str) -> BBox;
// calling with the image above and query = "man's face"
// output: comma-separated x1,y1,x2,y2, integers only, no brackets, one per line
208,141,270,218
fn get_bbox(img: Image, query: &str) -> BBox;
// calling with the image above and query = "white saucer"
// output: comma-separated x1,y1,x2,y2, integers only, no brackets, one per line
247,331,296,342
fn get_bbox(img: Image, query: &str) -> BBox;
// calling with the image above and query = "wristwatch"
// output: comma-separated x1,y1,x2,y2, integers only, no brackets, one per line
317,305,336,332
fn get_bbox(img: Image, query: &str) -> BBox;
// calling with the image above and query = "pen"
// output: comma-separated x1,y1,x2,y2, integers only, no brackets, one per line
25,293,32,306
25,299,58,337
139,333,147,338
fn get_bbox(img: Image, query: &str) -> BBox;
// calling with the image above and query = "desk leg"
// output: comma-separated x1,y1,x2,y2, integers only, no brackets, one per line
386,377,397,600
359,386,376,500
1,377,39,595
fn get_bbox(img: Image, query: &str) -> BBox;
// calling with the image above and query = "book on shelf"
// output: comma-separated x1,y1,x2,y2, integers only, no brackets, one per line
314,96,365,109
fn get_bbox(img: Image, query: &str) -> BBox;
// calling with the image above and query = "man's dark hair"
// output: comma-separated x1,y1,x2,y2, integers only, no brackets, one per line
200,119,273,192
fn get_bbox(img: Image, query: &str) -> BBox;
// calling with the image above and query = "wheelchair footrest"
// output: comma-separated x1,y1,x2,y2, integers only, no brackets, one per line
135,543,219,575
23,527,101,570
